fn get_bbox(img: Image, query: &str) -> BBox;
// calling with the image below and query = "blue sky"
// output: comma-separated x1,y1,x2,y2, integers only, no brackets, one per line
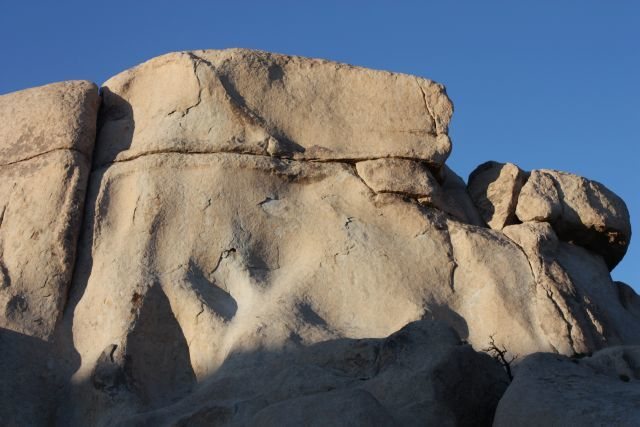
1,1,638,288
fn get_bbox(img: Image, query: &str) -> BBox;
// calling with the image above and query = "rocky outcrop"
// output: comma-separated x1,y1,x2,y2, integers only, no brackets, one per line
0,81,99,339
517,169,631,269
468,163,631,270
494,346,640,426
0,49,638,425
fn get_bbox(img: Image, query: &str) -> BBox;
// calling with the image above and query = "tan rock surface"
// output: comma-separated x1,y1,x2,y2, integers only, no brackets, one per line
96,49,453,167
354,160,483,225
515,169,561,222
1,51,638,426
494,346,640,426
504,222,640,354
355,158,439,197
0,81,99,165
0,82,99,339
467,161,527,230
516,169,631,269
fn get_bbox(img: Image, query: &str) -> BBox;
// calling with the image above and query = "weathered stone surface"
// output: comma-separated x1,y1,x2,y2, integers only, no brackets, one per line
1,51,639,426
467,161,527,230
0,82,98,340
354,160,483,226
504,222,640,354
494,346,640,426
0,81,99,165
0,152,89,339
62,320,507,426
516,169,631,269
515,169,561,222
96,49,453,167
53,150,635,425
355,158,439,197
447,221,556,357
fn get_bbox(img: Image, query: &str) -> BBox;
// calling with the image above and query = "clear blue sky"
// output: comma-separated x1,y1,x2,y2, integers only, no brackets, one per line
1,1,638,288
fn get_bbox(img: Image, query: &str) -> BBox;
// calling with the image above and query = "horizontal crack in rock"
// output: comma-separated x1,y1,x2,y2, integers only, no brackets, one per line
1,147,90,168
91,148,445,173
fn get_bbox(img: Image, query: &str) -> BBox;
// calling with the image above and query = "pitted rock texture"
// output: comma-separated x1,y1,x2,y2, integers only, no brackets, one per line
0,50,638,426
0,81,99,339
494,346,640,426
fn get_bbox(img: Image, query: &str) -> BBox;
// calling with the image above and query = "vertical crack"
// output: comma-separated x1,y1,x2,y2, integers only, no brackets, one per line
542,285,576,354
414,77,439,134
182,53,204,117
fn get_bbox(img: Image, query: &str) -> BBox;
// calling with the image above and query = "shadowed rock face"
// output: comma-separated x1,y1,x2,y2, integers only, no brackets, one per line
494,346,640,426
0,49,638,425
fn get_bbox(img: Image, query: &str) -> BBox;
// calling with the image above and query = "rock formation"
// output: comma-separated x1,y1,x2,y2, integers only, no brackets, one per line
0,49,638,425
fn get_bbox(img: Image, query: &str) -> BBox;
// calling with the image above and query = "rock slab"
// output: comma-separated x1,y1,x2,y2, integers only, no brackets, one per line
96,49,453,167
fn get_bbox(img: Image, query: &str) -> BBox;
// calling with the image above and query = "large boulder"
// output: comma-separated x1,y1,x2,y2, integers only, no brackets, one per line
0,81,99,339
494,346,640,426
96,49,453,167
516,169,631,269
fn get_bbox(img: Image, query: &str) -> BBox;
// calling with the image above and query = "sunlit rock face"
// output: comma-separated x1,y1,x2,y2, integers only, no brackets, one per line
0,49,638,426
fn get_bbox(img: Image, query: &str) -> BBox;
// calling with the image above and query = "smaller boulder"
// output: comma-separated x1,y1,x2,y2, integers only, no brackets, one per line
355,158,439,198
467,161,527,230
516,169,631,269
